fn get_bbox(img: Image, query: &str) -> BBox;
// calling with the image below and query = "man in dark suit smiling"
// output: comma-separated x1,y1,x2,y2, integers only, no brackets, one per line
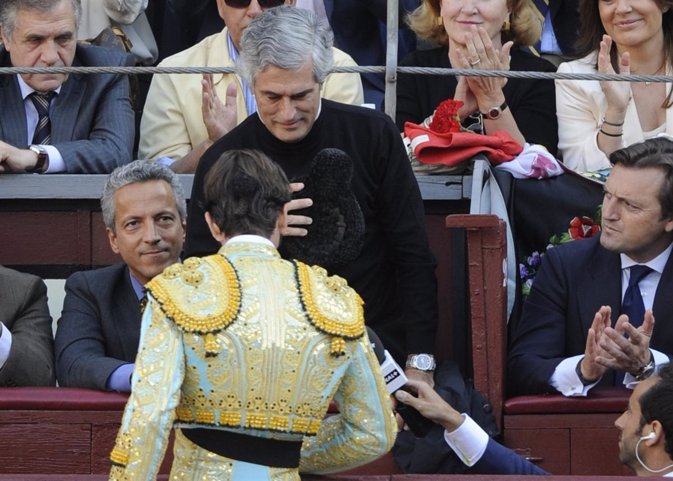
55,161,186,391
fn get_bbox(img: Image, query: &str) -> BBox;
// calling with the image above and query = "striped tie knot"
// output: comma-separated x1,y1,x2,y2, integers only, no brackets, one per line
29,91,56,145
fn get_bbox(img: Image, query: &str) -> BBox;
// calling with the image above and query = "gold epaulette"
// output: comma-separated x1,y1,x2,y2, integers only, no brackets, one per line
293,261,365,356
146,255,241,356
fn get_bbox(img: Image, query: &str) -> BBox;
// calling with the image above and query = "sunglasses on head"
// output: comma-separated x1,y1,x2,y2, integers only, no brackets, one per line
224,0,285,8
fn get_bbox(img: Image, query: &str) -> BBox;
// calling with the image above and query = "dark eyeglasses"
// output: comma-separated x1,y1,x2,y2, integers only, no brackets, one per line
224,0,285,8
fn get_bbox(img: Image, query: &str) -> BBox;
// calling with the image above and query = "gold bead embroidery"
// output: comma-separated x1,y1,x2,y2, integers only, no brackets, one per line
294,261,365,356
147,255,241,336
109,446,128,467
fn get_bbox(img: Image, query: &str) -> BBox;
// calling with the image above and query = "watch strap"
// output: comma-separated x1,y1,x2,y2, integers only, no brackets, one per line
480,101,508,120
27,145,49,174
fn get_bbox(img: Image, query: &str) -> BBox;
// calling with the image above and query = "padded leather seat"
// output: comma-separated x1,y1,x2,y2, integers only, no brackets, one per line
504,387,630,415
0,387,129,410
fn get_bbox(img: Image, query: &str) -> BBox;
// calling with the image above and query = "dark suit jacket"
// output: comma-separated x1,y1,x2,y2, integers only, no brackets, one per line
550,0,580,56
324,0,419,107
0,44,134,173
508,236,673,396
0,266,55,386
55,263,141,390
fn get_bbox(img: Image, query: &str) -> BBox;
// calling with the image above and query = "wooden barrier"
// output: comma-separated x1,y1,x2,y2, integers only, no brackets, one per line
0,174,471,277
0,388,172,475
0,387,403,476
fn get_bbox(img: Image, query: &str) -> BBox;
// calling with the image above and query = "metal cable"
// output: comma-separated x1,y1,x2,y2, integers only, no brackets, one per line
0,64,671,83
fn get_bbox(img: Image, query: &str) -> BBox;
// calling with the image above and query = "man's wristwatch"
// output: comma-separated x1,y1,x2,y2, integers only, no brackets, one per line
632,353,655,381
481,101,508,120
406,353,436,371
27,145,49,173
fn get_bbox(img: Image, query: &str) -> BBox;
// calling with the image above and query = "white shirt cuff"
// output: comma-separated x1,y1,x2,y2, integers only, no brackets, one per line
156,156,176,167
42,145,65,173
443,414,489,467
550,355,600,397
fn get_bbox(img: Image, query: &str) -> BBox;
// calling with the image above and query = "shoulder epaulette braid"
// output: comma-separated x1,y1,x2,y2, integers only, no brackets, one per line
292,260,365,356
146,255,241,356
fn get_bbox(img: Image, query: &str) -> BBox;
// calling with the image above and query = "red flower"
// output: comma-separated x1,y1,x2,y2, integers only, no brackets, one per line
429,99,464,133
568,216,600,240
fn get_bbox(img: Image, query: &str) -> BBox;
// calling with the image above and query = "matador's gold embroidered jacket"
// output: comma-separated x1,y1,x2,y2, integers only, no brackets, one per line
109,238,396,481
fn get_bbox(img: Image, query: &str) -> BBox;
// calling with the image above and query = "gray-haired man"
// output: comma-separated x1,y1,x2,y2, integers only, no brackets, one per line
0,0,134,174
185,6,439,386
55,161,186,391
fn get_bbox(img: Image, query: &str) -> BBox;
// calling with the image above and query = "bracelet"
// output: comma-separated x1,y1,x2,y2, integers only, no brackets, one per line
599,128,623,137
602,118,624,127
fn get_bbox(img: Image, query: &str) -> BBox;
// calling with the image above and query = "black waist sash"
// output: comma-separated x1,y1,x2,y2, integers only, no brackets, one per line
182,427,302,468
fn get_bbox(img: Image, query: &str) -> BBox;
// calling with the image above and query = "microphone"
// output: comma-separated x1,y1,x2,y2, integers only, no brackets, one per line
367,328,434,437
635,432,673,473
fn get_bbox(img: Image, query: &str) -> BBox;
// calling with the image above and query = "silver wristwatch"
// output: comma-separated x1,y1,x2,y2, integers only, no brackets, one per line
405,353,436,371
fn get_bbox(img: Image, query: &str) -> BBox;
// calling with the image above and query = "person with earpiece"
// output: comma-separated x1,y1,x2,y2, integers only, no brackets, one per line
396,362,673,476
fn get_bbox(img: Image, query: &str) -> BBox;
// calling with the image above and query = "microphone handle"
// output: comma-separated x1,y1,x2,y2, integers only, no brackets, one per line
396,386,435,438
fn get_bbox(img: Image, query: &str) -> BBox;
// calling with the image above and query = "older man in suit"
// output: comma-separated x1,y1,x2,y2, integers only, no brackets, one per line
55,161,186,391
508,137,673,397
0,266,55,386
0,0,134,174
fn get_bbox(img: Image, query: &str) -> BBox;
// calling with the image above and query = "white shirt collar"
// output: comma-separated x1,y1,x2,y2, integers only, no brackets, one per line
17,75,61,100
620,242,673,275
224,234,274,247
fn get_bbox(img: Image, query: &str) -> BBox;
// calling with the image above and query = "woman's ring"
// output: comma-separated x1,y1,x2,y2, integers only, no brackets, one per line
469,57,481,66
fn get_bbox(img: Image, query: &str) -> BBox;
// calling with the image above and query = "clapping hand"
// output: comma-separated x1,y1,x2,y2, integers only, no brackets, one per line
454,26,512,108
597,35,632,117
596,310,655,375
201,74,238,143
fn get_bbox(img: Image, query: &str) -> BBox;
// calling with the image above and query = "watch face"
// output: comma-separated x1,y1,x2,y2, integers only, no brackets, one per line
487,107,501,120
415,354,433,370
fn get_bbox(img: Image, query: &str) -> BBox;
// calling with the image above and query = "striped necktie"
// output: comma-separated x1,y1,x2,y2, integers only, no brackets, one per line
29,92,56,145
529,0,550,57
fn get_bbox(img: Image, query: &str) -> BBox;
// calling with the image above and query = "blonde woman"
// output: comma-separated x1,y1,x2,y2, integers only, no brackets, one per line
397,0,559,156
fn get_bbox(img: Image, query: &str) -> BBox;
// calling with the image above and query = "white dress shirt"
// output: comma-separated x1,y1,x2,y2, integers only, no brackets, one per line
17,76,65,173
551,242,673,396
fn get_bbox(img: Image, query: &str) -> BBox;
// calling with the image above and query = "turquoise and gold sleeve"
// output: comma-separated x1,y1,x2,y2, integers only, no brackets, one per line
109,296,185,481
299,332,397,474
